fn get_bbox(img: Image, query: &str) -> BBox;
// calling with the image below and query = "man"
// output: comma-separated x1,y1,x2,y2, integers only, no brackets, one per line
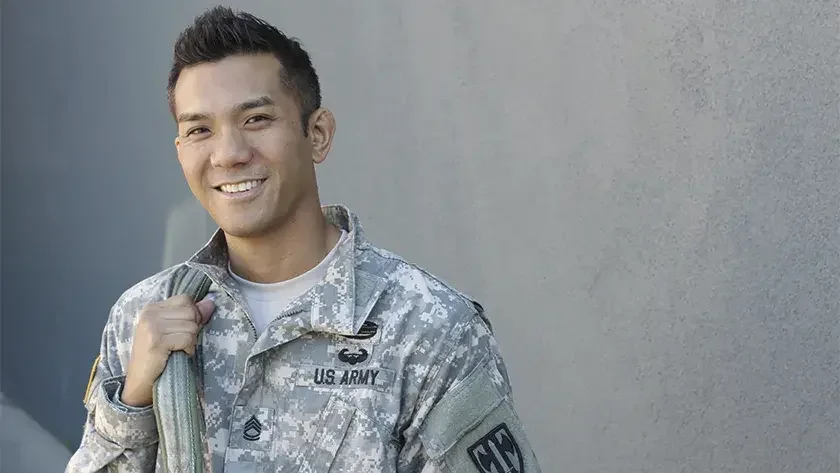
66,6,541,473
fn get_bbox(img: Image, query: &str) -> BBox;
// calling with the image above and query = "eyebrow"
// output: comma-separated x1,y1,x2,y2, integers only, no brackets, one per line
176,96,276,123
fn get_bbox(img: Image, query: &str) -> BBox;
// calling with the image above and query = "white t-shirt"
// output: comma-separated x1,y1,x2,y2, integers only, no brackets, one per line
228,230,348,335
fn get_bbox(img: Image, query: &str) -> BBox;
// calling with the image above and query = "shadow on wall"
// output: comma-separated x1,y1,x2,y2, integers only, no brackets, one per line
0,198,214,473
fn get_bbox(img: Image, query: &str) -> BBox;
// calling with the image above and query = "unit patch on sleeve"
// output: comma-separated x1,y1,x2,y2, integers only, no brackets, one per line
466,423,524,473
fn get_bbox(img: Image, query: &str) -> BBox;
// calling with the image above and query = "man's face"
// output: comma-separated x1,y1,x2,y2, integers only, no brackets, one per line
173,53,322,239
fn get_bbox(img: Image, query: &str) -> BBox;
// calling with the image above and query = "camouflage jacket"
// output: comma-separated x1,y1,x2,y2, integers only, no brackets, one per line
66,205,541,473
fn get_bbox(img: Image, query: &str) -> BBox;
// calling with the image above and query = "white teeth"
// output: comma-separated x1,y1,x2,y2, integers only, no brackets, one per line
219,180,262,194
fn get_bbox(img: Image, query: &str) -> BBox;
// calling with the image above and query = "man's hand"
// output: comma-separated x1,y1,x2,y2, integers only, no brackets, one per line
121,294,216,407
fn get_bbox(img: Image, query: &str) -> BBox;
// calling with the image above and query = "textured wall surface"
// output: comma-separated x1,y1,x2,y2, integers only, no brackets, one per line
2,1,838,471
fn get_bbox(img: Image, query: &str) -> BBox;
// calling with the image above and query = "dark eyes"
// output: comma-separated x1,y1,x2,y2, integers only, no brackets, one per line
184,116,272,137
185,127,209,137
246,115,271,124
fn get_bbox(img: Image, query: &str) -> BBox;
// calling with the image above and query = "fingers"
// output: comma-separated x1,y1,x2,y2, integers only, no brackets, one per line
158,293,195,308
159,319,200,335
125,291,217,397
195,298,216,325
151,297,215,324
160,332,199,355
134,292,217,359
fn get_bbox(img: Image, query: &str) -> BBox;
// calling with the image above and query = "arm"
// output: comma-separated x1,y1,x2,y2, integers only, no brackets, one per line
398,306,542,473
65,304,159,473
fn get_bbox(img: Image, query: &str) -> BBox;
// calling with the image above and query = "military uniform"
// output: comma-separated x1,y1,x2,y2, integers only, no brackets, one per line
66,205,541,473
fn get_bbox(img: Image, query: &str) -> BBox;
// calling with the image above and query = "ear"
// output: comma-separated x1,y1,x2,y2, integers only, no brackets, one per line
307,108,336,164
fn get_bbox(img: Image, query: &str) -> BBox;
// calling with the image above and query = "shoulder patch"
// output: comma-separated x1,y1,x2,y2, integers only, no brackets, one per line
419,362,541,473
83,354,100,405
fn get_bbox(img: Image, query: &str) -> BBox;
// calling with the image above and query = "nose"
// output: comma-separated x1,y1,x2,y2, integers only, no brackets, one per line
210,128,252,168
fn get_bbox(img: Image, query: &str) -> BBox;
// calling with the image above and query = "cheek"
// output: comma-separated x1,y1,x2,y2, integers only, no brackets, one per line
251,127,304,165
177,148,210,188
264,145,310,184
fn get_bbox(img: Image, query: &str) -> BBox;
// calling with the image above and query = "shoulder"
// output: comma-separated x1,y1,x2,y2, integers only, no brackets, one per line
110,263,190,317
356,243,499,387
359,242,489,338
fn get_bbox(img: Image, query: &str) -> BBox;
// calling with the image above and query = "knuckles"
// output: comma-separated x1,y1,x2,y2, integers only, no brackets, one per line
135,301,199,352
127,297,203,382
168,294,194,306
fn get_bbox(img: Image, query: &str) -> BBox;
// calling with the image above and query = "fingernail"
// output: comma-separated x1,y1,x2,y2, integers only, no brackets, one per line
207,293,217,302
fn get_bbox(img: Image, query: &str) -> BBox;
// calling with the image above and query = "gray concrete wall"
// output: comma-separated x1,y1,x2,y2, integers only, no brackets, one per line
2,1,838,472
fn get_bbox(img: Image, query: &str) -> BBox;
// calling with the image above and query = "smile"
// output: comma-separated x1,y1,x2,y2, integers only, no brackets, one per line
216,179,266,194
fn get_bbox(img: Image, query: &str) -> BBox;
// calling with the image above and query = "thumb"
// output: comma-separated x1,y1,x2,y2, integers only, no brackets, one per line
195,295,216,325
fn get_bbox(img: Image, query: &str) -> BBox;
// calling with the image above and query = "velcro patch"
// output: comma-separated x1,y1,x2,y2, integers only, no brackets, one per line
420,363,540,473
83,355,101,405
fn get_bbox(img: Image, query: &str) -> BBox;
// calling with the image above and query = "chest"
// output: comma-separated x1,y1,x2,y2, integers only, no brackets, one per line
193,313,403,473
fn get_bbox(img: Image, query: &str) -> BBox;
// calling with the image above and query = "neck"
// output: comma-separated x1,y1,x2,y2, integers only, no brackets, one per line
225,201,342,284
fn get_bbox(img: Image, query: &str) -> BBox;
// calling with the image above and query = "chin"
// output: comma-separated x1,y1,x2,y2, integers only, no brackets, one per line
209,199,295,240
210,213,270,238
219,222,271,239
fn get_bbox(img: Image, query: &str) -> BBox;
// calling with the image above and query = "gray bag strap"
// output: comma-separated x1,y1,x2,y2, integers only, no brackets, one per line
154,265,212,473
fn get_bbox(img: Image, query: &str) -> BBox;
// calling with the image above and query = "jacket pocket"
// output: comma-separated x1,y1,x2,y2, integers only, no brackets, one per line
296,394,356,473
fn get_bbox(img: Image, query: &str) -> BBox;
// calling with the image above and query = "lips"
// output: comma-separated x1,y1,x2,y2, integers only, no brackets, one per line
216,179,266,194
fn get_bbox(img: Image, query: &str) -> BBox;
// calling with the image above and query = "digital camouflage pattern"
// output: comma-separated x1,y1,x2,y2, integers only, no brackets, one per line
66,205,541,472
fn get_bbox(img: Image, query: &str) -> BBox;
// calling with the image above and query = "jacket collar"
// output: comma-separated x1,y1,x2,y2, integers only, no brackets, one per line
185,204,391,337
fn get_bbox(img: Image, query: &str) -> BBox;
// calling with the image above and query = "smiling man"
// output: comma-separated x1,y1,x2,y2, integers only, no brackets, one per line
66,6,541,473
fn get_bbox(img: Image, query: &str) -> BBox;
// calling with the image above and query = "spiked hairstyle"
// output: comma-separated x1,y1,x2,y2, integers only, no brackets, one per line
167,6,321,135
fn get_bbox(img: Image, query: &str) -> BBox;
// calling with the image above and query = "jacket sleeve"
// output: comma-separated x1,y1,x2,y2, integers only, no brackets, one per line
65,302,159,473
397,306,542,473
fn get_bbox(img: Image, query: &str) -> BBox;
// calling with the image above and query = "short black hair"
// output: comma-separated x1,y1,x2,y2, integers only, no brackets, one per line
167,6,321,135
